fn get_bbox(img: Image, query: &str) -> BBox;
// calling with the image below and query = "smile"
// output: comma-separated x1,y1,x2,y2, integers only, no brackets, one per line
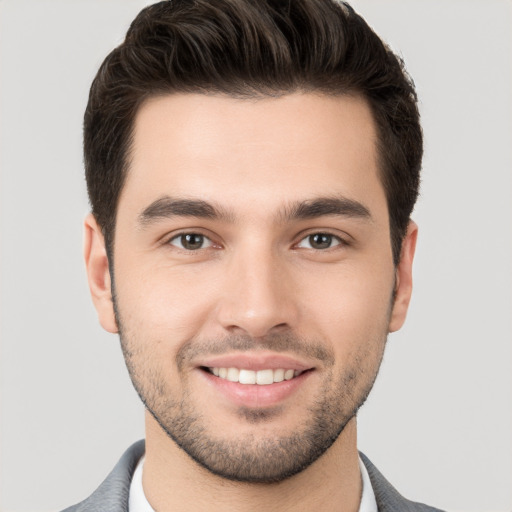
208,367,303,385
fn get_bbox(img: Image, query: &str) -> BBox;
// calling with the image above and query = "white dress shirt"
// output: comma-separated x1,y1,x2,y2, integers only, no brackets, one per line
129,455,378,512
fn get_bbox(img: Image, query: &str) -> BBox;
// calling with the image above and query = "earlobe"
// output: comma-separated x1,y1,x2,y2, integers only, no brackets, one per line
83,213,118,333
388,221,418,333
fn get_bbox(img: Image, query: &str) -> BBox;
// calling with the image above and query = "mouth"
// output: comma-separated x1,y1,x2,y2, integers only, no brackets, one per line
202,367,305,385
196,353,315,408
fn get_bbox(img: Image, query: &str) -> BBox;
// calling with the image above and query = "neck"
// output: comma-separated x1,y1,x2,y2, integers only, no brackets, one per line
142,412,362,512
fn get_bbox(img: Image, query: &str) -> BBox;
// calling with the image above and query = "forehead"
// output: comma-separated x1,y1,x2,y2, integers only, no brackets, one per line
122,92,385,220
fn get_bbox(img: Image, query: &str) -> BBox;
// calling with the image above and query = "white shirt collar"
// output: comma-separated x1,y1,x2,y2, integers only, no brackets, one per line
359,455,379,512
129,455,378,512
129,456,155,512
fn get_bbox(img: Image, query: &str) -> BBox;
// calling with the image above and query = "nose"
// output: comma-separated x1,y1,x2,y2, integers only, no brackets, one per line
215,244,299,338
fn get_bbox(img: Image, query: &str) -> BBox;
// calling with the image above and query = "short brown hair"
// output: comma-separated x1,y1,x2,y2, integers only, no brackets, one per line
84,0,422,264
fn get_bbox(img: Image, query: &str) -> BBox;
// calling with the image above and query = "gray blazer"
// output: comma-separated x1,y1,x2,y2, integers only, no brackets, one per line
61,440,444,512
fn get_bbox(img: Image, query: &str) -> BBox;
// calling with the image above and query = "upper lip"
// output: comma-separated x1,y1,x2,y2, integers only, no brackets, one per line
196,352,315,372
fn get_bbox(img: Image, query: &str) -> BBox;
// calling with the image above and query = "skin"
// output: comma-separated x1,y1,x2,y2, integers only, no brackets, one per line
84,92,417,512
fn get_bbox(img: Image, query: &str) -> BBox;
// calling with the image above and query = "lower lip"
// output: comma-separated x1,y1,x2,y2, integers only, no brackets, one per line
199,369,313,408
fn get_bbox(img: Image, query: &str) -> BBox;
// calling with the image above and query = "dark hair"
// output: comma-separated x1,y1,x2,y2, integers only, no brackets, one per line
84,0,422,265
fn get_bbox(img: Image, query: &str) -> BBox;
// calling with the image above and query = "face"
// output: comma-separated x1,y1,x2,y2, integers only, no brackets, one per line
85,92,416,482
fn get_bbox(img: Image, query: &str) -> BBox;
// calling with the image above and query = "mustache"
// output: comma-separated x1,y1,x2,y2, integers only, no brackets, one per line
176,332,335,370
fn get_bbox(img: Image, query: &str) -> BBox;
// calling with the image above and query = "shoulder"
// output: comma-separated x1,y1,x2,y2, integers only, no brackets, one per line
60,440,145,512
359,452,446,512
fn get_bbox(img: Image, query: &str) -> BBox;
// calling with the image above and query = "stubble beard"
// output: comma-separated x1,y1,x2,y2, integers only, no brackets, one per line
117,325,387,483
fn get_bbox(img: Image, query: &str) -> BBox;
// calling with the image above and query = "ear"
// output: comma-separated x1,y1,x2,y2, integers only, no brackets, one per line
83,213,118,333
388,221,418,333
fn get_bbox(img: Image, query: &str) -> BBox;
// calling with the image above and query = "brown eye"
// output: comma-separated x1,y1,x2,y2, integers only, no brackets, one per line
169,233,211,250
297,233,341,250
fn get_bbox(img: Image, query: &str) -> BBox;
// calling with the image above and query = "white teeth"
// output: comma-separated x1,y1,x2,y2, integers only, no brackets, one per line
226,367,239,382
209,367,303,385
284,369,295,380
239,369,256,384
256,369,274,385
273,368,285,383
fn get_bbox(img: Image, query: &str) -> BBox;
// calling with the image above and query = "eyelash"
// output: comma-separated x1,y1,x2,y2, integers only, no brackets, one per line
167,232,215,251
295,232,346,250
166,231,348,252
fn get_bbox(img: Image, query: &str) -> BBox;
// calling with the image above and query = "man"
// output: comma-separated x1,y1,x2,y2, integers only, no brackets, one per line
64,0,443,510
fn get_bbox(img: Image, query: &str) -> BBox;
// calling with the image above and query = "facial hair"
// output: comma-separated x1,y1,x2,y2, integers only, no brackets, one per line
117,324,387,483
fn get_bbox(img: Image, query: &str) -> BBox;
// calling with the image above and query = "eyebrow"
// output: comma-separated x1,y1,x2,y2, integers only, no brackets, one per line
138,196,234,226
137,194,372,227
281,196,372,222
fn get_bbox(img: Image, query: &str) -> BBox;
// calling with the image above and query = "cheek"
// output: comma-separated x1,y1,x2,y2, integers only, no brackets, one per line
298,262,395,343
114,260,223,346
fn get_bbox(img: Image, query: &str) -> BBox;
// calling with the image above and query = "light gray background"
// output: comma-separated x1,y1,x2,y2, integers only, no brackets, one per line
0,1,510,511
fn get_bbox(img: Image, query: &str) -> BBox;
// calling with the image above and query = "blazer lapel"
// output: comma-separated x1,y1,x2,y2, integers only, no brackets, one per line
63,442,444,512
61,440,145,512
359,452,445,512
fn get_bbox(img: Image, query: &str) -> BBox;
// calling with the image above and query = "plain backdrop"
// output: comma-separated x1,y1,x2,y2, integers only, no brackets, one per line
0,1,510,511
